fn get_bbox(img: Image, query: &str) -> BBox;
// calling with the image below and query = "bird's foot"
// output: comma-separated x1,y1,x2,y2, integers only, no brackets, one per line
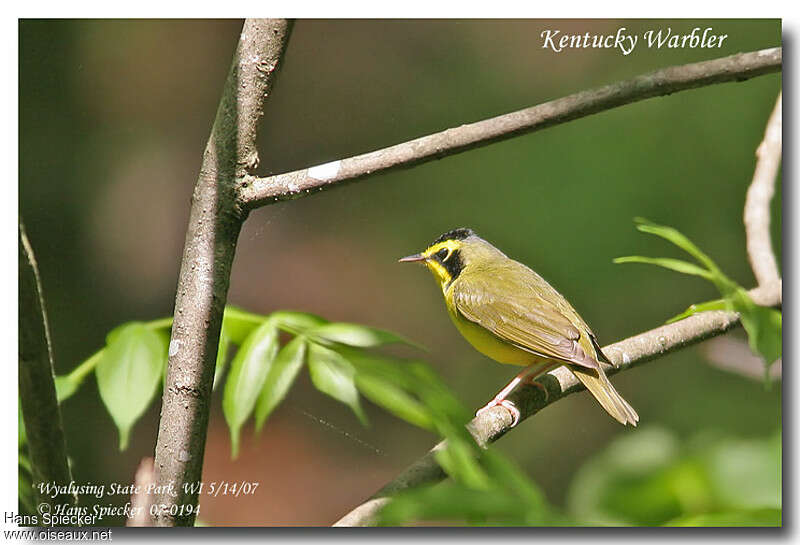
476,397,521,427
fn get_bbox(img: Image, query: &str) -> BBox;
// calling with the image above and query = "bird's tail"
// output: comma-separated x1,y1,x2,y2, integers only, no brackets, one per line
569,366,639,426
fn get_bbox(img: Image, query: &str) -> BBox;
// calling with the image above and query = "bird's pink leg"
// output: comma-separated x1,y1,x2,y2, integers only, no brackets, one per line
476,362,559,427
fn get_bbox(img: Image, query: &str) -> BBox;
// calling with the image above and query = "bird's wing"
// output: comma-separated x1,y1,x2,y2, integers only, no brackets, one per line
451,265,600,370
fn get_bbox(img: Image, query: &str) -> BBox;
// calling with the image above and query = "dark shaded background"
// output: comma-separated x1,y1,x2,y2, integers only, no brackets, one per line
19,19,781,526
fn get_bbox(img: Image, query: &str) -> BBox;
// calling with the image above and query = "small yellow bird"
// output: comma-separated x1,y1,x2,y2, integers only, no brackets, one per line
400,228,638,427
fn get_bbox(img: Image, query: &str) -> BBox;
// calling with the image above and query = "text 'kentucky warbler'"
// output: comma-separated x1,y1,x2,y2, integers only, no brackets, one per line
399,228,638,427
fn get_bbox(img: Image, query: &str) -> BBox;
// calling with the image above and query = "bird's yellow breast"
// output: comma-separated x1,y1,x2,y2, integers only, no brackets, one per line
444,287,545,367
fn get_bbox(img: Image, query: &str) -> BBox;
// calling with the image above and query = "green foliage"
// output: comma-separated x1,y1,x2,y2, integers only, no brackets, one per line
46,298,781,527
52,306,459,460
50,304,560,525
307,321,418,348
566,427,781,527
667,298,726,323
307,343,368,426
223,319,280,458
254,336,307,431
95,323,166,450
378,449,559,526
615,218,782,379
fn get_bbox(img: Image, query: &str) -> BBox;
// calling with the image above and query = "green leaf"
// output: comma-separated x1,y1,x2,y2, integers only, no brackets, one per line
342,348,468,432
343,350,482,486
355,372,434,430
95,323,167,450
665,508,781,527
105,322,134,345
434,438,490,490
271,310,329,334
729,289,782,366
308,322,416,348
254,336,308,431
633,218,718,273
307,343,367,425
481,449,549,513
154,327,170,376
222,306,266,345
54,375,80,403
406,361,473,429
377,454,557,527
612,256,713,279
223,319,279,458
57,349,105,403
146,316,173,330
378,482,528,526
620,219,781,379
667,299,726,323
340,348,418,388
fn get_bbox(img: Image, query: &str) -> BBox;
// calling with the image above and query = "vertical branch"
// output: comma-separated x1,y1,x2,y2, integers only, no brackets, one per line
18,221,74,508
744,93,781,287
151,19,292,526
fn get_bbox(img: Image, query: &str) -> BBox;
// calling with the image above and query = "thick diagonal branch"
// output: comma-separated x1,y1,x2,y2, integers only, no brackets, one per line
151,19,292,526
744,93,782,287
19,222,74,509
334,283,781,526
241,47,781,209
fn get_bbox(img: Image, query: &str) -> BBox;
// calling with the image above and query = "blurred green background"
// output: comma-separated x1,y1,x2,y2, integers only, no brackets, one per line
19,19,781,525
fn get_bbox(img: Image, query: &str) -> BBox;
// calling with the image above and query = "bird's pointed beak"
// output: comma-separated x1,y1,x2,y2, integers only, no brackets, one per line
398,253,427,263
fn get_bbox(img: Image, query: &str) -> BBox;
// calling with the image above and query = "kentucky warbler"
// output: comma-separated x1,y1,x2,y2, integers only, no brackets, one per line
399,228,638,427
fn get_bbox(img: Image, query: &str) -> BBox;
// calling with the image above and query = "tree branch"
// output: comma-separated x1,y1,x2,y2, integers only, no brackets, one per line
18,221,74,509
151,19,292,526
240,47,781,209
334,285,781,527
744,93,782,287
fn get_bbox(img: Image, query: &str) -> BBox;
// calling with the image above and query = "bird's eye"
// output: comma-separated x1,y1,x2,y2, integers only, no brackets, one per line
436,248,450,261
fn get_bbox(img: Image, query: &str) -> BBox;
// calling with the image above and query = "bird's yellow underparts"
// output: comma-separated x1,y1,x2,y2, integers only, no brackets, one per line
399,227,639,427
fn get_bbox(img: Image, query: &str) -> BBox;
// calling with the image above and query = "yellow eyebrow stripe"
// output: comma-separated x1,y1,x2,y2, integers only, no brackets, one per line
423,239,460,258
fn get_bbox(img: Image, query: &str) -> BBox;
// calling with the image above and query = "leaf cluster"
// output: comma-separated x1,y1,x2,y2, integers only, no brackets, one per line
615,218,781,381
566,427,781,526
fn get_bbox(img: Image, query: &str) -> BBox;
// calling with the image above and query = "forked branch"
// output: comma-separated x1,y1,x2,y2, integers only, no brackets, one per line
151,19,293,526
151,19,781,528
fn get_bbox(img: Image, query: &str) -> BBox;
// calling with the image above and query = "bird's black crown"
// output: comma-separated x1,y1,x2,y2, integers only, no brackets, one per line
433,227,475,246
